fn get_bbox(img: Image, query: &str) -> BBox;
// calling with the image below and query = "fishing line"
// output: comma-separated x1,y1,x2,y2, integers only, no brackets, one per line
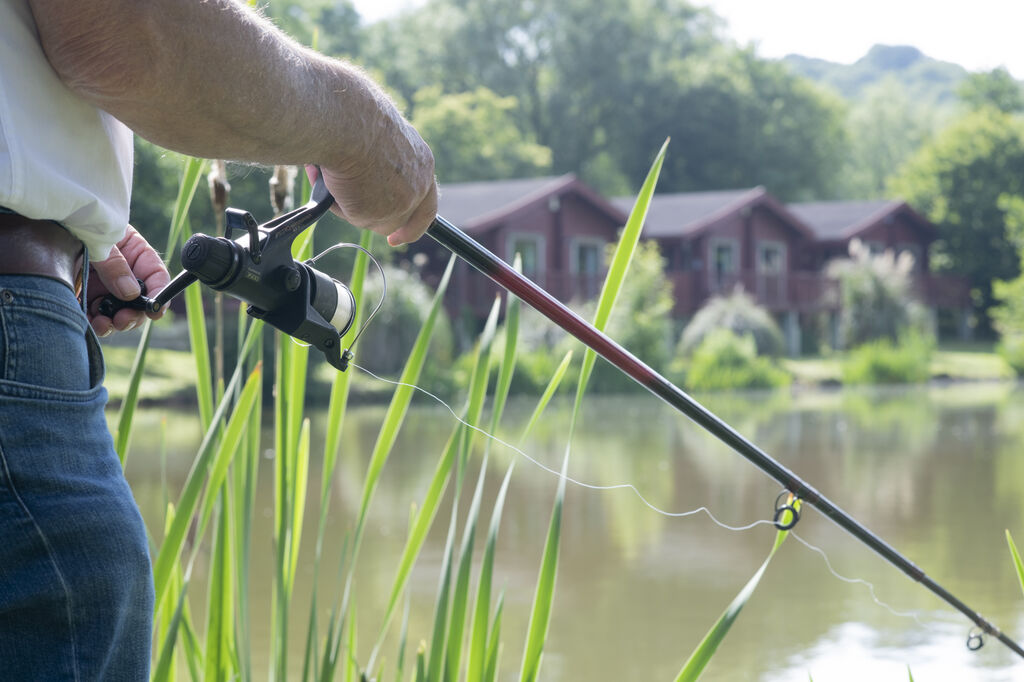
791,531,927,626
309,243,387,351
351,362,941,631
305,231,957,643
288,242,388,353
352,362,777,532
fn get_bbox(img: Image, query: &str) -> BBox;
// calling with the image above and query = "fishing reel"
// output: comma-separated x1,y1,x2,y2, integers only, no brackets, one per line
100,173,364,372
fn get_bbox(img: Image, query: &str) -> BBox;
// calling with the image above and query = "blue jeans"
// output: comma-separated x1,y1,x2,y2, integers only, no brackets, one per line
0,275,153,680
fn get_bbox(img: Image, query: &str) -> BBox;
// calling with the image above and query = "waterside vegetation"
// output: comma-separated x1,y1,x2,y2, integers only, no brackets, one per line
106,132,1024,681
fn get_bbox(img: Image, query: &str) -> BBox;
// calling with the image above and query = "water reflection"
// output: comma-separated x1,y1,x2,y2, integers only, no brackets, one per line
122,383,1024,681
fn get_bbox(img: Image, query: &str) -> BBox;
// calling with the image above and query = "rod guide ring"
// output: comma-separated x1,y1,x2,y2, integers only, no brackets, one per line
773,490,801,531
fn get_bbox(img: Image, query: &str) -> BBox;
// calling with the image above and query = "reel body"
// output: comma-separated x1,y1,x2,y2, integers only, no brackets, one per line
101,174,360,372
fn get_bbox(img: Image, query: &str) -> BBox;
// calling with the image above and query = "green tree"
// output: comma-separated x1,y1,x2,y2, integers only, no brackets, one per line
130,139,186,245
363,0,844,199
840,77,935,198
890,108,1024,334
958,67,1024,114
264,0,363,57
619,50,847,200
411,86,552,182
990,194,1024,371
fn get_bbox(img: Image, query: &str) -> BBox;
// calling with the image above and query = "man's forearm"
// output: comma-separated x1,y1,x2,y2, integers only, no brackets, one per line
28,0,390,172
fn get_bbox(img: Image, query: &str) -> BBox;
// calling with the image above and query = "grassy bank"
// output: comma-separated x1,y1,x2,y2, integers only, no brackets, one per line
104,338,1018,407
784,342,1015,387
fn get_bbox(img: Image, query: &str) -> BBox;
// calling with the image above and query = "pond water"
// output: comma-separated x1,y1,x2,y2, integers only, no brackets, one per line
120,382,1024,681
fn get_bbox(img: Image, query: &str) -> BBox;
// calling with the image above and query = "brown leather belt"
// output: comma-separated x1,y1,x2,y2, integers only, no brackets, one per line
0,212,85,294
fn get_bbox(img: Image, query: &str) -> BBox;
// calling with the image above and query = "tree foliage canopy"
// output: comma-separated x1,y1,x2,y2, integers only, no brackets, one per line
358,0,848,198
410,86,551,183
890,108,1024,331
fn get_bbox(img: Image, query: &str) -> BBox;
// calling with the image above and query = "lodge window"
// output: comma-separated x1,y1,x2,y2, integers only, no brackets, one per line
756,241,786,274
571,237,605,299
676,242,693,271
756,240,786,303
866,240,886,256
710,238,738,290
571,238,603,275
506,233,545,284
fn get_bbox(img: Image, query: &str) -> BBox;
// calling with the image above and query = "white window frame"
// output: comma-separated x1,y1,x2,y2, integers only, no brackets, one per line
569,236,606,274
506,232,546,285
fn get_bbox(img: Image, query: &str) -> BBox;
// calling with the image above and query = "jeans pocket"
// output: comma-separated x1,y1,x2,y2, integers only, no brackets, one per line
0,283,98,399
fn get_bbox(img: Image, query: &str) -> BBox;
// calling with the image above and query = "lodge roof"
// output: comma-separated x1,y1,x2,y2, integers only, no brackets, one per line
437,174,626,231
612,188,758,237
613,186,818,241
789,199,938,243
789,199,905,240
434,175,935,244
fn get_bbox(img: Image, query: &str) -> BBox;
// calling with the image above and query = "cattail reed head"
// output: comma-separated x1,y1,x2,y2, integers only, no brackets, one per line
208,159,231,233
270,165,299,216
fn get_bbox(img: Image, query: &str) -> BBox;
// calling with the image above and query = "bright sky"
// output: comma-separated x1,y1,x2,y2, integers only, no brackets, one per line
352,0,1024,78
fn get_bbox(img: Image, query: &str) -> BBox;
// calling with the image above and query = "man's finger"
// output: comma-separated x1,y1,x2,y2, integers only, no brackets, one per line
92,246,142,300
117,226,170,297
387,186,438,247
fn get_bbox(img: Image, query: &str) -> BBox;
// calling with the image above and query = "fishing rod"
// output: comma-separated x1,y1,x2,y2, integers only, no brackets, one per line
424,215,1024,661
101,174,1023,660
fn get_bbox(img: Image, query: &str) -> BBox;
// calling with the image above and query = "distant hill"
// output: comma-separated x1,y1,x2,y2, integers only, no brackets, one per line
782,44,968,106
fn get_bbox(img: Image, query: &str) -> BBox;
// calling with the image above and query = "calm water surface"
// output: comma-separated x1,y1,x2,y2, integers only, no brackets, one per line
121,382,1024,681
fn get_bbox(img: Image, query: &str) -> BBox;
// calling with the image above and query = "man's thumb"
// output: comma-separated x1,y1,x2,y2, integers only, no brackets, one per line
92,247,141,300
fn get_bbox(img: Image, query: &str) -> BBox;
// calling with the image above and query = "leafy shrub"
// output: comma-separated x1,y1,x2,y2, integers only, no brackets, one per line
684,329,791,391
513,240,674,394
358,264,454,376
997,334,1024,375
587,241,675,391
827,238,929,348
678,286,785,357
840,331,934,385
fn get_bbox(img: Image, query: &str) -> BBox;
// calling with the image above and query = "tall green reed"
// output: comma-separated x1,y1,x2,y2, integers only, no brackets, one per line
673,500,800,682
118,140,820,682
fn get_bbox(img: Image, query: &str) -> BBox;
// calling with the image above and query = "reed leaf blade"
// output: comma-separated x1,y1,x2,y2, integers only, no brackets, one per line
152,361,262,608
353,254,456,548
578,138,668,394
202,492,236,682
483,593,504,682
1008,530,1024,599
518,450,569,682
466,461,514,682
519,350,573,443
114,320,154,465
673,501,800,682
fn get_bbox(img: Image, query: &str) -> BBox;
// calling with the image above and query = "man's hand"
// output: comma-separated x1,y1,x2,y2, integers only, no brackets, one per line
88,227,170,337
313,113,438,247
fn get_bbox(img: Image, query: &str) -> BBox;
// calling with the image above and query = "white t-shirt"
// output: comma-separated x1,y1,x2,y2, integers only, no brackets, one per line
0,0,133,261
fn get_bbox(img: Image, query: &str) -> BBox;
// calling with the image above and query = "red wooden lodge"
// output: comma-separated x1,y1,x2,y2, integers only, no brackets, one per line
404,175,970,354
